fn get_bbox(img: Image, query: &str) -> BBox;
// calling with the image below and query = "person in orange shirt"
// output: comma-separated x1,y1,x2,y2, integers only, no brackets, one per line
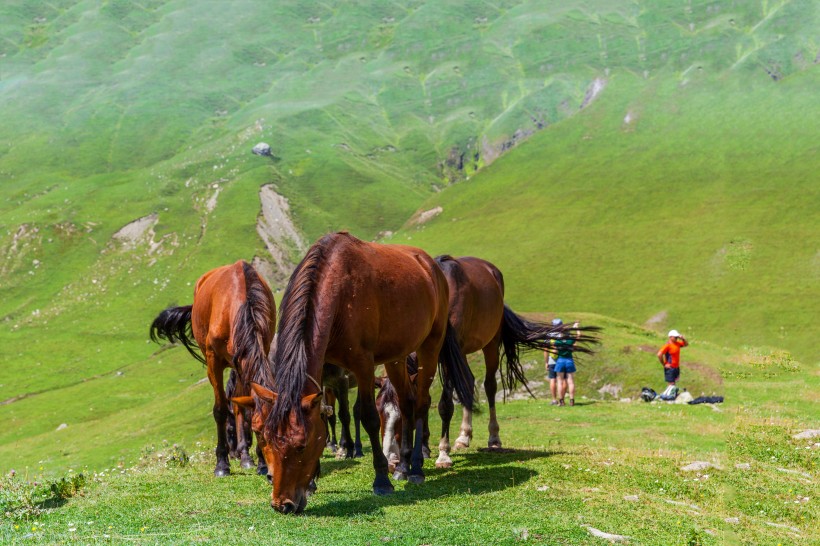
657,329,688,397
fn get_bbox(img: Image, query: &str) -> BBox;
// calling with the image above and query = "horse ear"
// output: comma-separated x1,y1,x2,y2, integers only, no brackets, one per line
251,382,278,405
301,392,322,409
231,396,255,409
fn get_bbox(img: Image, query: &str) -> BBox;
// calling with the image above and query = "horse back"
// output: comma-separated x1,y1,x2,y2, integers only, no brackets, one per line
322,236,449,365
437,255,505,354
191,261,249,358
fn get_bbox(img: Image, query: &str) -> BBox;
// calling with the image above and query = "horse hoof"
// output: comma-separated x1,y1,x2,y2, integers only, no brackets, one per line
392,470,408,481
408,474,425,485
374,484,394,496
487,441,502,450
422,446,431,459
435,460,453,469
214,468,230,477
241,459,255,470
354,451,364,458
335,449,346,460
257,465,268,476
453,440,470,450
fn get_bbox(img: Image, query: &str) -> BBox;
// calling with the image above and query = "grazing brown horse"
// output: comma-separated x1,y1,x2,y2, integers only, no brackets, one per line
150,260,276,477
427,255,599,468
244,232,475,514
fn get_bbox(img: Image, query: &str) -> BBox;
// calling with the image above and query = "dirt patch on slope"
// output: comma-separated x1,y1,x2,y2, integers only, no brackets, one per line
256,184,306,284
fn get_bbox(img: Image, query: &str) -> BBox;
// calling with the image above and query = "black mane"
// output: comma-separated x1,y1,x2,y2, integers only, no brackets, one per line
267,234,338,434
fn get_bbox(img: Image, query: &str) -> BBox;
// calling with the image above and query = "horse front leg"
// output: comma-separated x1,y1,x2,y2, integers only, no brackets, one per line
352,395,364,457
435,384,455,468
354,372,394,495
336,383,355,459
207,357,231,477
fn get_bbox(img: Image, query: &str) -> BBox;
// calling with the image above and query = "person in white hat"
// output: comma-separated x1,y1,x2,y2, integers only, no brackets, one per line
657,329,688,397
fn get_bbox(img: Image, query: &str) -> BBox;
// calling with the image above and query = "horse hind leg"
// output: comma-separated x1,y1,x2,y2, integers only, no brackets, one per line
235,404,255,469
483,343,502,449
435,384,455,468
207,355,231,477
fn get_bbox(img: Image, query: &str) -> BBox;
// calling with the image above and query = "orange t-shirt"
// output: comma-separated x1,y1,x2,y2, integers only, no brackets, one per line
658,340,686,368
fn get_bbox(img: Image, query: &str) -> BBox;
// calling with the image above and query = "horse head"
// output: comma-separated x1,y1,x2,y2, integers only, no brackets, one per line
245,382,326,514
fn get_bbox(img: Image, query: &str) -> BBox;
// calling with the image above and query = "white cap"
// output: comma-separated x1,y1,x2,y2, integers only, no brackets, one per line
668,329,681,338
552,318,563,326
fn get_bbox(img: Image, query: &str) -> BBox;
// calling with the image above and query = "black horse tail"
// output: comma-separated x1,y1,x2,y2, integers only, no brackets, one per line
500,305,602,398
149,304,204,363
438,322,476,410
231,261,275,386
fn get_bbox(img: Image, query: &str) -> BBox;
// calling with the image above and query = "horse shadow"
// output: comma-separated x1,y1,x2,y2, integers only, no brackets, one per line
308,447,561,517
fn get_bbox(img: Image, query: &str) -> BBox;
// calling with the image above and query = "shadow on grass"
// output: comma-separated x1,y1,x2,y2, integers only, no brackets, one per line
309,448,560,517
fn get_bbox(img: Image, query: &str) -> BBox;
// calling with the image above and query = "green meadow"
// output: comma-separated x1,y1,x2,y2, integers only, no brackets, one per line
0,0,818,543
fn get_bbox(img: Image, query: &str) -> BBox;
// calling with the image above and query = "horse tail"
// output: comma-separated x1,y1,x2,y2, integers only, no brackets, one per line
500,305,602,397
149,304,204,364
231,261,275,386
439,322,476,410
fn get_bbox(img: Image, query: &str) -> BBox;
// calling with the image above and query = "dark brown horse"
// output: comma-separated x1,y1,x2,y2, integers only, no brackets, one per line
425,256,598,468
149,260,276,477
244,232,475,514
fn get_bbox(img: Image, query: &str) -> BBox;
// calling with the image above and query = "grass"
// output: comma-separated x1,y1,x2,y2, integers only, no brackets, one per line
1,373,816,545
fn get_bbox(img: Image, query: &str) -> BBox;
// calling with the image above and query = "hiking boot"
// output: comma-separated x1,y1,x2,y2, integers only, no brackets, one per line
558,399,565,406
550,400,559,406
569,399,575,406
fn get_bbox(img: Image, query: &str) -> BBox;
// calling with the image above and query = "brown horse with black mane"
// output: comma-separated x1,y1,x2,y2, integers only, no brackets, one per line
244,232,475,514
431,255,599,467
149,260,275,478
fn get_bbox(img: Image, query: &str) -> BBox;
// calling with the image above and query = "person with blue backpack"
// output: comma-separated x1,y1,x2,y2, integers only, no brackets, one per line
549,319,580,406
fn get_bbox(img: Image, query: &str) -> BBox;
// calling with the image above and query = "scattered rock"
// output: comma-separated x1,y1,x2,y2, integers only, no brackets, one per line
724,517,739,524
619,398,632,403
56,423,68,431
776,467,811,479
665,499,701,511
765,521,800,534
623,495,639,502
735,462,751,470
793,429,820,440
674,391,694,404
252,142,272,156
681,461,720,472
112,213,159,248
583,525,630,543
537,485,549,491
597,384,622,398
409,206,443,226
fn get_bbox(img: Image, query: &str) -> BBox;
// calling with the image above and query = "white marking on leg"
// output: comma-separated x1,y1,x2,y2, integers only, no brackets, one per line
382,401,401,461
454,406,473,449
488,407,501,448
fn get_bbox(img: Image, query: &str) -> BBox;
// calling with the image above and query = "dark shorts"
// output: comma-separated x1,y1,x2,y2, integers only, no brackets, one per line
664,366,680,383
547,364,557,379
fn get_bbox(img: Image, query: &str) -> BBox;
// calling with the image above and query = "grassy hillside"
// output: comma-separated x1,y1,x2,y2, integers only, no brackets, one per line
392,68,819,363
0,0,817,488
